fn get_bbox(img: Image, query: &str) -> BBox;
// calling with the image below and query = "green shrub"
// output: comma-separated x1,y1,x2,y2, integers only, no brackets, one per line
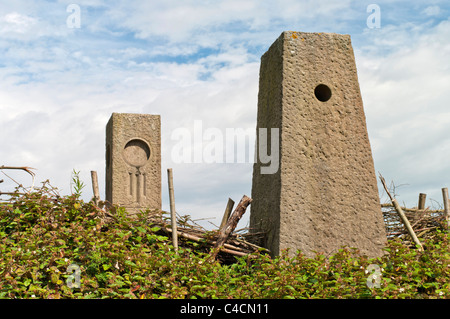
1,182,450,299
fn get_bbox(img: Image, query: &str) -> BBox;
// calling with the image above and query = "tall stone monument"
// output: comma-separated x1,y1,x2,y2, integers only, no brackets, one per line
250,31,386,258
106,113,161,214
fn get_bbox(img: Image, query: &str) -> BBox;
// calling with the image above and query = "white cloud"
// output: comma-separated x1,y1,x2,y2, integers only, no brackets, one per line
103,0,355,48
423,5,441,17
358,18,450,206
1,12,37,33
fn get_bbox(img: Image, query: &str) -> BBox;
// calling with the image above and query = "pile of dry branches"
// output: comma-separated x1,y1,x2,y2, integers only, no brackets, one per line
157,195,269,264
161,219,268,263
100,197,268,264
382,203,446,241
379,174,448,248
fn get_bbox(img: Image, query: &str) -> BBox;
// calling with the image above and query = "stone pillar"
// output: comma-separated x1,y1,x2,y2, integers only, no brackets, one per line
250,31,386,258
106,113,161,214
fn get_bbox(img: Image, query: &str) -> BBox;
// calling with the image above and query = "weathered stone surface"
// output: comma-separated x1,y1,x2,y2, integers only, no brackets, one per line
250,31,386,258
106,113,161,214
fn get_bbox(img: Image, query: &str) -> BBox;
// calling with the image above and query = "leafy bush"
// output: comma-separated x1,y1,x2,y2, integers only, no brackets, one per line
1,182,450,299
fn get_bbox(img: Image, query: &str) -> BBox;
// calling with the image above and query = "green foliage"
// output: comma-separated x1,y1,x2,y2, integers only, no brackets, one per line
70,170,85,198
1,183,450,299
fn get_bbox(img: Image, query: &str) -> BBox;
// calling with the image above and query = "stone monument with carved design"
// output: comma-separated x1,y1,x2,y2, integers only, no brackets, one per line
106,113,161,214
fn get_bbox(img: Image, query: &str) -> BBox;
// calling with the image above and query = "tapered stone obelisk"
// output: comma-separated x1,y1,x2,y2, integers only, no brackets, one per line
250,31,386,258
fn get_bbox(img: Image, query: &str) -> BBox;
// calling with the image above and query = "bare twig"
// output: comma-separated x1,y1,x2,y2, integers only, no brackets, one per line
0,166,36,194
0,192,26,196
0,166,35,174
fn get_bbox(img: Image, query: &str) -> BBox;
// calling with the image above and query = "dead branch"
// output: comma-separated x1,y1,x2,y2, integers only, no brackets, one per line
0,166,36,178
0,192,26,196
211,195,252,260
0,166,36,193
379,173,423,251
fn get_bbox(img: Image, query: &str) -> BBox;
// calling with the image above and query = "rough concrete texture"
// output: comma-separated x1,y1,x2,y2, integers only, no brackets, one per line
250,31,387,258
106,113,161,214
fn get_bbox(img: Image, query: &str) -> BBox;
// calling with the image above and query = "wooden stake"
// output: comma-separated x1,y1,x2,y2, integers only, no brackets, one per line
90,171,100,205
167,168,178,252
219,198,235,232
379,174,423,251
418,193,427,210
442,188,450,230
211,195,252,259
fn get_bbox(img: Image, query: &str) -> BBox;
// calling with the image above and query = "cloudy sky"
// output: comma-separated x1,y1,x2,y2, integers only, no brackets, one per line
1,0,449,229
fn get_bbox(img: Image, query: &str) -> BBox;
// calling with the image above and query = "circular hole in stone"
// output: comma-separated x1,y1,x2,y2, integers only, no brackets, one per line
123,139,151,167
314,84,332,102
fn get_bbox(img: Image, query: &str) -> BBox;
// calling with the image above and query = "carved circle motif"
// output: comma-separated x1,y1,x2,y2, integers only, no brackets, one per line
123,139,151,167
